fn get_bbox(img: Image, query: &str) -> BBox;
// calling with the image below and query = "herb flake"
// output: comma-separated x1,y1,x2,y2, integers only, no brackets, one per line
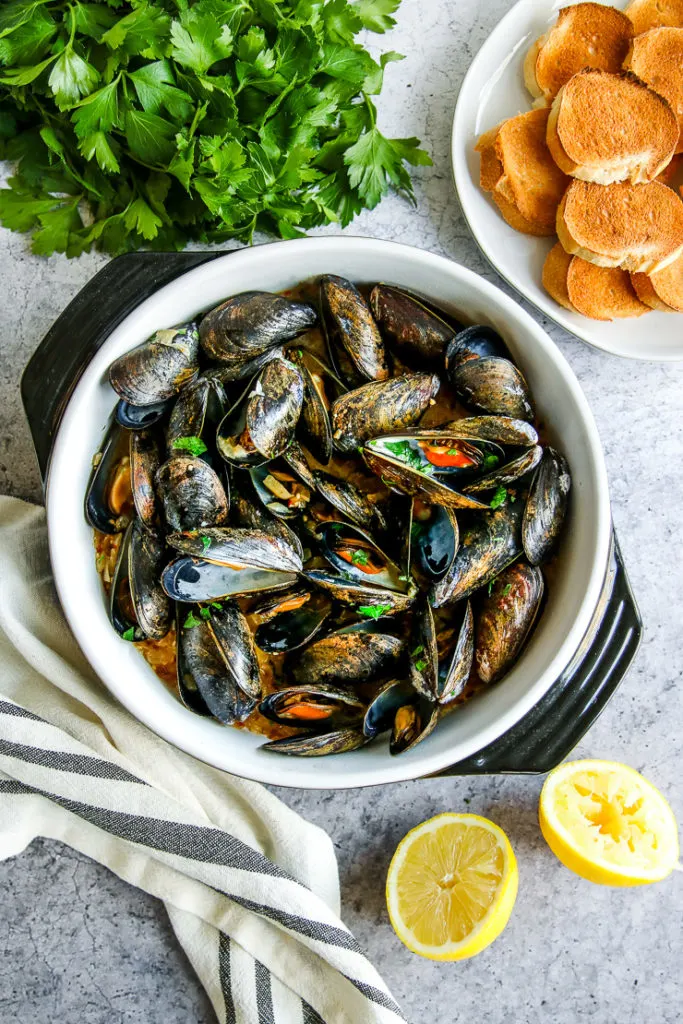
357,603,392,619
489,485,508,509
171,436,208,457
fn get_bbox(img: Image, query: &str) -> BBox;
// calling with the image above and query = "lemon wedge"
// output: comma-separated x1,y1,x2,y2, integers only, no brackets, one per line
386,813,518,960
539,759,679,886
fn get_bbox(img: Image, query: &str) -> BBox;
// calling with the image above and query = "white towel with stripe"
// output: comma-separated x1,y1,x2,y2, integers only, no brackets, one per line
0,496,405,1024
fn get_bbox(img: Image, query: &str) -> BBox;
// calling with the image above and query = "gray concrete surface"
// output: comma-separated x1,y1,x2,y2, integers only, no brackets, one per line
1,1,682,1022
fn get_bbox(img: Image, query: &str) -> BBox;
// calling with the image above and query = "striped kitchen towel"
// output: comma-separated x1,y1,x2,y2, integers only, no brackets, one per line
0,496,405,1024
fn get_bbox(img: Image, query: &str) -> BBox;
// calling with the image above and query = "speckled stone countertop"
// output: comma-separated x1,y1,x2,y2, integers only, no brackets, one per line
2,1,683,1021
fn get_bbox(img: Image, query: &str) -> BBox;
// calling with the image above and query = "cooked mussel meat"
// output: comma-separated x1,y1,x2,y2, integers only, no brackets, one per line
251,460,312,520
390,697,440,755
109,323,200,405
320,275,389,385
522,448,571,565
474,562,544,683
330,373,440,454
315,521,411,595
259,686,364,729
370,284,457,364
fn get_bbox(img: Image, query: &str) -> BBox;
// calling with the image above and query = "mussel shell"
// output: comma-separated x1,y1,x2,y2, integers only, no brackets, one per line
438,600,474,704
431,503,523,607
176,606,212,716
330,373,440,455
437,416,538,447
363,679,416,738
85,418,133,534
408,600,439,700
262,727,367,757
109,323,200,405
282,441,316,490
199,291,317,365
369,285,456,364
290,349,339,464
109,523,144,641
259,686,364,729
288,631,405,687
314,521,407,593
414,505,459,581
130,429,162,529
161,556,297,603
320,275,389,385
363,438,489,511
156,456,229,532
230,472,304,560
303,569,416,615
522,447,571,565
166,527,303,574
253,590,332,653
313,472,387,531
250,460,313,521
248,357,304,460
178,614,256,724
128,521,172,640
474,562,545,683
166,374,227,451
116,398,174,430
207,601,261,700
390,697,440,755
463,445,543,495
449,356,534,421
444,326,509,368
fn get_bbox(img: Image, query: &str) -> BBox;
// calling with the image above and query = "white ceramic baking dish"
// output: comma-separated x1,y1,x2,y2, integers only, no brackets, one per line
46,237,611,788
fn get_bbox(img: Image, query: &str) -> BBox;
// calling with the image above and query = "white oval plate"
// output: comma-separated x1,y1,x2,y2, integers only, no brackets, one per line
47,237,611,789
451,0,683,362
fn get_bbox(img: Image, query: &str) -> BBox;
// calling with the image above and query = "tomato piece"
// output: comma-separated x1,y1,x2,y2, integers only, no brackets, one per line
337,549,383,574
420,445,477,469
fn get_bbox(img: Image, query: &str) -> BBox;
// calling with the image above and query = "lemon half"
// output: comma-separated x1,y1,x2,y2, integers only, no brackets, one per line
386,813,518,960
539,759,679,886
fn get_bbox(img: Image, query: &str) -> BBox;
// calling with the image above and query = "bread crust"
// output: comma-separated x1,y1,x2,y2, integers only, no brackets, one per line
547,69,678,184
542,242,576,310
631,252,683,310
626,0,683,35
527,2,634,104
625,27,683,154
558,180,683,273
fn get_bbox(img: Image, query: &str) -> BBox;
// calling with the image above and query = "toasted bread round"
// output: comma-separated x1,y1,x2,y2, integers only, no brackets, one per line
567,258,651,319
477,110,569,235
625,28,683,154
542,242,576,310
557,179,683,273
626,0,683,35
547,69,678,184
631,251,683,310
657,152,683,184
526,3,634,105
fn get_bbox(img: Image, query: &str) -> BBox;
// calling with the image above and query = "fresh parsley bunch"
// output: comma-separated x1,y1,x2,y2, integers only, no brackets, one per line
0,0,430,256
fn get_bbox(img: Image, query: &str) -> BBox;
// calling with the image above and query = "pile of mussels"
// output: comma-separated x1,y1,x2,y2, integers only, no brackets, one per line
85,277,571,757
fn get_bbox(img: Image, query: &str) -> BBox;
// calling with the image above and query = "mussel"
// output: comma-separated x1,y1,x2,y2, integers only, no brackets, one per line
166,372,228,453
109,323,200,405
287,629,405,686
363,678,416,739
253,589,332,653
390,697,440,755
156,456,229,532
262,727,367,757
431,502,523,607
314,521,415,599
216,357,304,466
474,562,544,683
250,459,312,520
313,472,387,532
408,598,474,704
161,555,298,603
330,373,440,454
370,285,457,364
259,686,364,729
109,521,171,641
177,612,256,724
290,348,342,465
130,429,162,529
199,292,317,368
448,355,534,421
522,448,571,565
320,275,389,385
85,419,135,534
116,397,174,430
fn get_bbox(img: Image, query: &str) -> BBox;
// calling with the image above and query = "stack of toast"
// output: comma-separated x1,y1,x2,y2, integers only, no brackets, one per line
476,0,683,321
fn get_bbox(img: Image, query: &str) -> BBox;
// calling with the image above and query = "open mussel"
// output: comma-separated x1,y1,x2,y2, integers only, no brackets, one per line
166,371,228,453
259,686,364,729
288,628,405,687
313,472,387,532
431,502,523,607
330,373,440,454
253,588,332,653
363,679,416,739
474,562,544,683
230,471,304,560
250,459,312,520
156,455,229,532
216,357,303,466
413,504,459,582
304,568,415,616
409,599,474,704
161,556,298,603
109,323,200,405
370,285,457,365
262,727,367,757
463,445,543,496
109,521,171,641
390,697,440,755
85,419,135,534
199,291,317,370
116,397,174,430
289,348,343,465
314,521,413,597
177,611,257,724
320,275,389,386
166,527,302,574
522,448,571,565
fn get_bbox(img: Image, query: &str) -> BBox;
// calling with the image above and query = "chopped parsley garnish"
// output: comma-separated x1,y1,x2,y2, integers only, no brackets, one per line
199,607,212,620
357,603,393,620
488,579,495,597
489,486,508,509
211,602,223,610
484,454,500,469
412,644,425,657
398,574,410,582
383,440,430,474
351,549,369,566
172,436,208,458
502,583,512,596
414,659,428,673
447,449,461,456
183,611,201,629
201,535,212,552
122,627,135,642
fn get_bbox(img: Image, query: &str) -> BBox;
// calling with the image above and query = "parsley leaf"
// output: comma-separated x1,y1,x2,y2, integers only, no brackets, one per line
48,48,99,109
183,611,201,629
353,0,402,33
490,486,508,509
357,603,392,619
201,536,212,551
199,606,212,620
351,549,369,566
414,659,427,673
171,436,208,457
383,440,429,474
122,626,136,642
484,454,500,469
502,583,512,596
